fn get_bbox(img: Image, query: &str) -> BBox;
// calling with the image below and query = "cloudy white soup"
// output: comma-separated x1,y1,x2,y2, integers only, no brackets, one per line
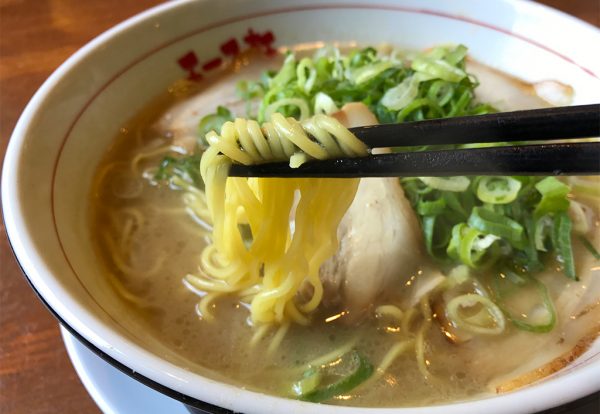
90,44,600,407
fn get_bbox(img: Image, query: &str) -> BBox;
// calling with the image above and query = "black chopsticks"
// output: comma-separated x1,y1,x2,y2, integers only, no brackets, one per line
230,142,600,178
350,104,600,148
229,104,600,178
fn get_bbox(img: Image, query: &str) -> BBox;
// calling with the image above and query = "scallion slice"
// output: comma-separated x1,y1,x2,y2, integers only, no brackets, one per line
291,368,321,397
296,57,317,93
553,212,577,280
298,351,373,403
534,215,553,252
381,75,421,110
264,97,311,121
411,56,467,83
492,272,556,333
417,197,446,216
476,176,522,204
446,293,506,335
467,207,524,248
313,92,339,115
198,106,234,139
534,177,570,218
447,223,499,268
418,176,470,192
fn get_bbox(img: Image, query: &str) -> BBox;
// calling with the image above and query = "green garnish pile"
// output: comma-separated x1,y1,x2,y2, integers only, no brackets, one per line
194,44,580,281
231,44,494,126
402,175,576,279
154,153,203,189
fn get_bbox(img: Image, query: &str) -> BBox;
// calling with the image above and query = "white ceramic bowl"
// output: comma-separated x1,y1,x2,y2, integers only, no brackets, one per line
3,1,600,413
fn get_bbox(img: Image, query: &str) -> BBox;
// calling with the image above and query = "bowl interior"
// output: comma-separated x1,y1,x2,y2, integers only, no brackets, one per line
4,0,600,412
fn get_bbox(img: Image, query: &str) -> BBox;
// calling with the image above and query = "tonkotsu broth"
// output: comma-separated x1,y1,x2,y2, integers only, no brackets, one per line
90,48,600,407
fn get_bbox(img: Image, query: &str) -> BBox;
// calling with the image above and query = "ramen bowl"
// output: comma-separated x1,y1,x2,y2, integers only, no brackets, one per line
2,0,600,413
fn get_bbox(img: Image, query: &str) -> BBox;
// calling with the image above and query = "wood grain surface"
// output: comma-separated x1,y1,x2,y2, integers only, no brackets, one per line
0,1,598,413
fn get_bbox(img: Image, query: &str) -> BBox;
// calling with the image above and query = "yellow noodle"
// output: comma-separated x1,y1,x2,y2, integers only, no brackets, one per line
401,306,418,334
195,292,222,321
307,337,359,369
267,322,290,355
376,305,405,321
101,230,166,278
188,114,367,327
105,272,147,307
106,207,145,251
185,274,252,293
250,324,271,347
131,145,181,175
94,161,129,194
375,339,415,379
415,295,433,379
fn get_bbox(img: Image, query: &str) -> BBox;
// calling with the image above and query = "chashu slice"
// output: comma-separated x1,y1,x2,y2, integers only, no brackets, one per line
319,103,423,322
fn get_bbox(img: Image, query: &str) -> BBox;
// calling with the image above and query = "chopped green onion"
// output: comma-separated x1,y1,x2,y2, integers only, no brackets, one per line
476,176,522,204
198,106,234,139
313,92,339,115
553,212,577,280
236,80,263,100
347,46,377,67
442,192,471,219
417,197,446,216
447,88,473,116
444,44,468,65
534,215,553,252
534,177,570,218
154,153,203,189
523,216,542,272
381,75,420,110
346,61,392,84
422,215,437,258
446,293,506,335
418,176,470,192
296,57,317,93
468,207,524,247
426,80,455,107
269,53,296,89
411,56,467,83
492,272,556,333
291,368,321,397
264,98,311,121
298,351,373,403
233,44,492,127
396,98,442,122
422,215,453,261
447,223,499,268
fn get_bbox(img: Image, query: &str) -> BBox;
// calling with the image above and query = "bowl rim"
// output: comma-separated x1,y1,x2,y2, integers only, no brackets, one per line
2,0,600,413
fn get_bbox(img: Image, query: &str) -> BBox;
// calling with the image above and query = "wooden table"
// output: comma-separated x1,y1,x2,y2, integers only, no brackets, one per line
0,1,598,413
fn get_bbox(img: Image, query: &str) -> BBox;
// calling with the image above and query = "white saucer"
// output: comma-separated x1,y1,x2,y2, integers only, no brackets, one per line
60,326,188,414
